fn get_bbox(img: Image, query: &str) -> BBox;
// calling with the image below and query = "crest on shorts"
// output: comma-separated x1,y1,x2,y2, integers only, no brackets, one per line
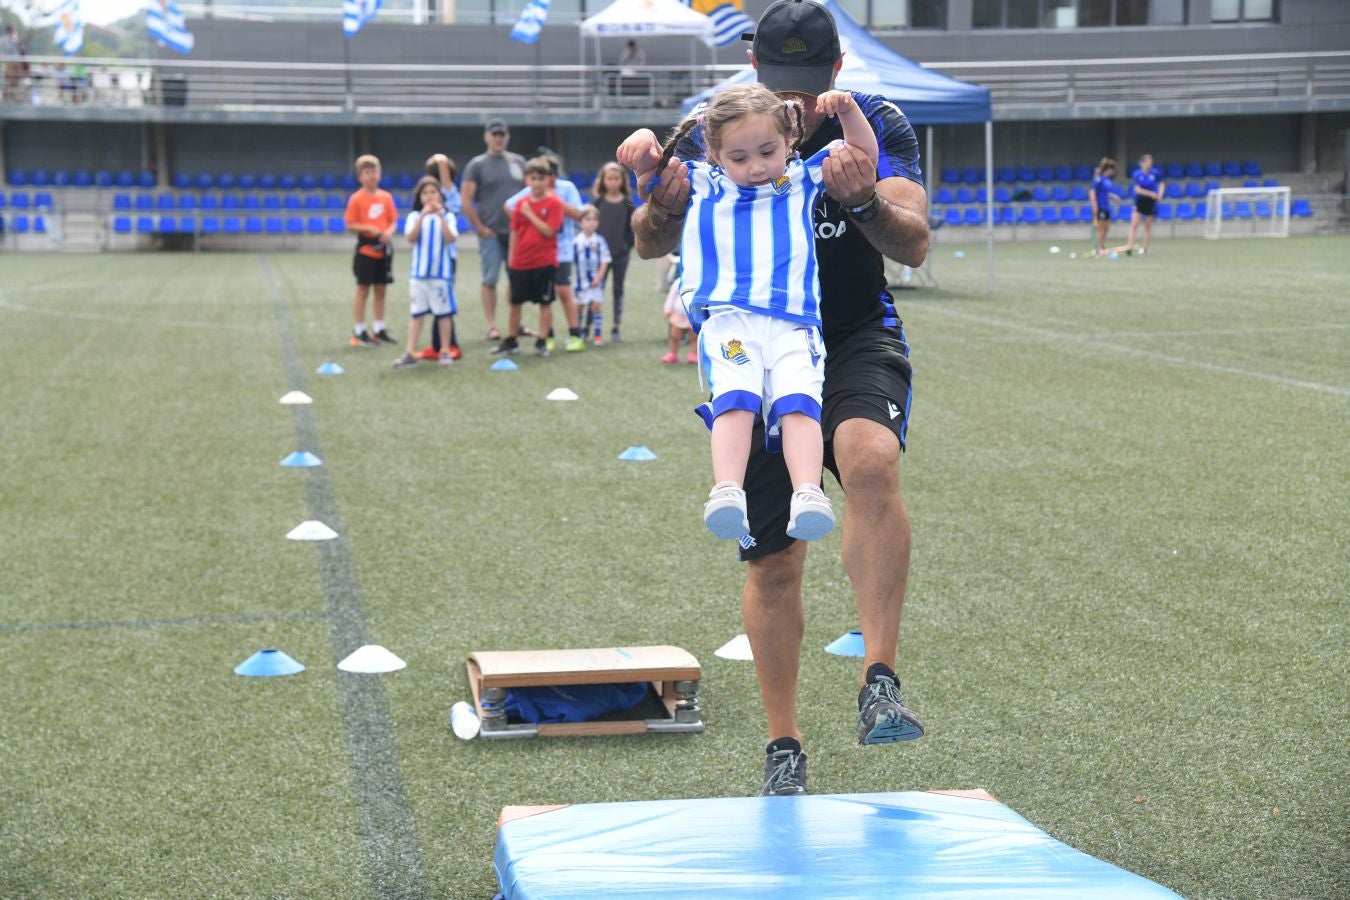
721,339,751,366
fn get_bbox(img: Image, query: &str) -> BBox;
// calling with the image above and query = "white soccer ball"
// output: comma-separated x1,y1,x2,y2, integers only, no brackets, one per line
1069,252,1077,259
1049,246,1060,254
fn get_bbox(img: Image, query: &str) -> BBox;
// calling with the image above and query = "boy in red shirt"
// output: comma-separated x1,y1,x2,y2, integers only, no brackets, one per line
344,154,399,346
495,157,564,357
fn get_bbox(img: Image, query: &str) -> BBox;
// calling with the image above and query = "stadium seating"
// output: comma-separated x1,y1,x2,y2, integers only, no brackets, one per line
994,187,1012,203
9,193,29,209
173,172,193,189
178,194,197,210
300,174,320,191
1291,198,1313,218
218,172,236,190
1054,164,1073,181
279,174,298,191
112,194,132,211
1175,202,1195,221
200,216,220,234
29,170,51,187
1059,205,1080,224
258,173,278,190
1071,185,1089,201
1031,186,1049,202
137,172,156,188
1051,185,1070,202
242,195,261,210
1156,204,1173,220
7,170,29,186
237,173,257,190
956,187,975,204
157,194,176,210
941,167,960,184
283,195,302,210
135,194,154,210
320,174,339,190
1036,165,1054,182
113,216,132,234
10,215,29,233
96,171,115,188
995,167,1016,183
1184,162,1203,179
961,167,983,184
1019,207,1040,225
1186,182,1206,199
1164,162,1184,179
1040,206,1060,224
963,208,985,225
944,208,962,227
341,173,358,190
221,195,240,210
326,194,345,210
286,217,305,235
935,187,954,204
304,194,323,210
223,216,242,234
327,215,346,233
1017,166,1035,182
263,194,281,210
200,195,219,210
196,173,214,190
307,216,326,234
265,216,284,234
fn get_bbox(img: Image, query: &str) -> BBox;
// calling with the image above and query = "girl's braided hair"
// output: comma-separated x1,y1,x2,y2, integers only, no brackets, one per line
652,83,805,183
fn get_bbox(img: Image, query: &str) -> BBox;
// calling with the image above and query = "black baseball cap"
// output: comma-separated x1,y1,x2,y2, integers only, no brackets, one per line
742,0,841,97
485,118,509,134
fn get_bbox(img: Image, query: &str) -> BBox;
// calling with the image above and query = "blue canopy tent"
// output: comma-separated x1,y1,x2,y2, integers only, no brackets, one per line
682,0,996,290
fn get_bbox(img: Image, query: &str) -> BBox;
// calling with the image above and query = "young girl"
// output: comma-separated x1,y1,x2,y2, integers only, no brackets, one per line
1090,156,1118,257
661,250,696,365
592,161,635,343
571,204,612,344
392,176,457,368
638,83,878,542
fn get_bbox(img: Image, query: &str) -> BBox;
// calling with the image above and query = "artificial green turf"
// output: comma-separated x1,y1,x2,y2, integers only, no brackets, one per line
0,237,1345,898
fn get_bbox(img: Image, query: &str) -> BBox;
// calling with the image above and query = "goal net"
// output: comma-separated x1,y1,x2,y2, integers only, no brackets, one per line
1204,186,1291,239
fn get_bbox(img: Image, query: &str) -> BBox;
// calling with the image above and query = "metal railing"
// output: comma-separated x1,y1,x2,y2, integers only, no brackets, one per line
2,50,1347,120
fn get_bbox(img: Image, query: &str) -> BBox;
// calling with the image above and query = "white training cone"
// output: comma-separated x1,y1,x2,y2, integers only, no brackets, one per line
337,644,406,673
546,387,579,401
286,520,338,541
279,390,313,405
715,634,754,661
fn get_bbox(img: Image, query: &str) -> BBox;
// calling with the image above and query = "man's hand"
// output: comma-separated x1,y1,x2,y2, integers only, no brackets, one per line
821,142,876,209
476,224,495,239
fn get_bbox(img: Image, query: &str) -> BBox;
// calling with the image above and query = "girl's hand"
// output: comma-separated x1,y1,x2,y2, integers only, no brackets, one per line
815,90,853,117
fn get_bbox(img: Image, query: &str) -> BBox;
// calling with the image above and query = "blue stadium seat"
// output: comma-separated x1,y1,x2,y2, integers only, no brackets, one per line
1079,204,1092,220
114,170,135,188
307,215,326,234
300,174,319,191
1202,161,1221,178
196,173,214,190
1254,201,1271,218
1054,164,1073,182
1156,204,1173,220
113,193,132,210
1071,185,1089,202
1291,198,1312,218
265,216,284,234
34,215,47,233
10,214,29,233
994,187,1012,203
1205,180,1222,193
1184,162,1203,179
1059,205,1080,224
1262,178,1280,188
242,195,261,210
304,194,323,210
1243,160,1262,177
1186,182,1206,199
283,195,302,210
1233,202,1252,219
944,208,961,227
258,173,278,190
34,192,53,210
994,206,1015,225
1242,179,1260,188
52,171,73,188
1118,202,1134,219
941,167,960,184
568,171,595,191
1031,186,1049,202
278,174,298,191
995,167,1016,183
935,187,954,204
326,193,345,210
1221,161,1241,178
1017,166,1035,183
1051,185,1070,202
237,173,257,190
1164,162,1184,179
9,192,29,209
963,208,985,226
245,216,263,233
30,170,51,187
1074,164,1093,181
0,194,6,209
136,215,155,233
200,194,219,210
134,193,154,211
222,216,242,234
327,215,346,233
976,187,988,202
221,194,240,210
263,194,281,210
200,216,220,234
961,167,983,184
1195,201,1208,218
113,215,132,233
956,187,974,204
73,170,94,188
340,173,358,190
172,172,192,189
395,172,416,191
217,172,236,190
1174,202,1194,221
158,215,177,232
1040,206,1060,224
95,170,115,188
378,173,392,189
7,170,29,186
157,194,175,210
1036,165,1054,182
137,171,156,188
285,216,305,235
178,194,197,210
320,173,339,190
1019,207,1040,225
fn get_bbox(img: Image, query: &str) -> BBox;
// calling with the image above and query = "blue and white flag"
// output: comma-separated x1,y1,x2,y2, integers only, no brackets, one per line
509,0,550,44
53,0,84,55
147,0,194,53
684,0,754,48
343,0,382,37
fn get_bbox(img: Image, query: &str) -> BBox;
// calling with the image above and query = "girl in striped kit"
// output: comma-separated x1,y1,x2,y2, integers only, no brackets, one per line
392,176,458,368
641,83,878,542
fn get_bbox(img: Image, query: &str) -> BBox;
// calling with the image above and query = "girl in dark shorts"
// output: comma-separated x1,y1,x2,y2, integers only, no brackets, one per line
1090,157,1118,257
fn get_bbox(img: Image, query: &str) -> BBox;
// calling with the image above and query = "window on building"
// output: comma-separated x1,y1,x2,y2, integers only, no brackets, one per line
1213,0,1276,20
1151,0,1186,25
975,0,1189,26
973,0,1002,26
1006,0,1039,27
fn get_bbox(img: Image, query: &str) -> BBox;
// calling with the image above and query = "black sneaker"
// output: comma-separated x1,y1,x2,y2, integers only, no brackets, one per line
760,747,807,796
857,673,924,745
534,339,549,358
490,339,520,356
610,327,622,343
349,331,378,347
373,329,397,344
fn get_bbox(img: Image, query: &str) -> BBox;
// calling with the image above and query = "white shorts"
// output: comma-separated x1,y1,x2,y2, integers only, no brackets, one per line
410,278,452,318
575,285,604,307
694,308,825,450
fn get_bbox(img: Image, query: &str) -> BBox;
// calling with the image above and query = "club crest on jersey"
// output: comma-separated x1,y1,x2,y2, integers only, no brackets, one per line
721,339,751,366
771,174,791,194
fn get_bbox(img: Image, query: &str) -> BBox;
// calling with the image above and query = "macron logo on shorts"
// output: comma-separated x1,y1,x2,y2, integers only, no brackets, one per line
739,534,757,551
887,401,901,420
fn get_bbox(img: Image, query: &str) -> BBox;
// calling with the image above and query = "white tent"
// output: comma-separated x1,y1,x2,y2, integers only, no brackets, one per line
579,0,715,107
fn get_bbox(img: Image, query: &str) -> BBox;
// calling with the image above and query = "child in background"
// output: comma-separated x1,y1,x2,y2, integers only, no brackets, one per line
636,83,878,542
344,154,399,347
392,176,458,369
660,250,695,365
592,161,635,343
571,205,612,345
497,156,564,358
422,153,463,360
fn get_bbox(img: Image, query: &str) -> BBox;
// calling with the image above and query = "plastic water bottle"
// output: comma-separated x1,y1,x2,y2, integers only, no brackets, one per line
450,701,480,740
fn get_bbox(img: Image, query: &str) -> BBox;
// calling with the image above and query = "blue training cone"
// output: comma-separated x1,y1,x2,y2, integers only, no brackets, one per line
824,630,865,657
234,648,305,677
280,451,323,468
618,445,657,461
316,362,344,375
491,358,519,371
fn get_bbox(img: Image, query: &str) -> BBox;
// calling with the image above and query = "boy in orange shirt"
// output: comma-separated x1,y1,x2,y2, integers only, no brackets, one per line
344,154,399,346
495,157,564,357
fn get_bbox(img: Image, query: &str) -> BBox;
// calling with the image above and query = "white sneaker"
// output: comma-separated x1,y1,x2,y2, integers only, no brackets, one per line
704,483,749,539
786,486,835,541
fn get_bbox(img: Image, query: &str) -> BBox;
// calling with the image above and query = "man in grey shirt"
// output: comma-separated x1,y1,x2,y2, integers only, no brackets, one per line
461,118,526,341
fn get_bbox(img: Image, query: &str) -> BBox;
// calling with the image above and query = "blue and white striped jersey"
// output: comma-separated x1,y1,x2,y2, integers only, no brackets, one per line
679,142,837,330
404,209,456,280
572,232,612,291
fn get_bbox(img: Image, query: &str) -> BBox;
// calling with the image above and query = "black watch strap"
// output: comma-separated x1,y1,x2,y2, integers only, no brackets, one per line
845,192,879,222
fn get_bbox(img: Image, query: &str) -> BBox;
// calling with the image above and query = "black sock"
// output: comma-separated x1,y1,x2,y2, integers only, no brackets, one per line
570,327,583,338
865,662,896,684
766,737,802,755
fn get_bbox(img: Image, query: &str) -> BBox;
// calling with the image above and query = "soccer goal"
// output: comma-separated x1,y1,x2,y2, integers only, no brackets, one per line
1204,186,1292,239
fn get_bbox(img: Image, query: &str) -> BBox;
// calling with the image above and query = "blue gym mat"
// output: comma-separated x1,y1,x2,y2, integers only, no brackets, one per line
495,790,1180,898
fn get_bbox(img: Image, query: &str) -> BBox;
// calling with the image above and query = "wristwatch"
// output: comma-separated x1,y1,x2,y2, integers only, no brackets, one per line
845,192,879,222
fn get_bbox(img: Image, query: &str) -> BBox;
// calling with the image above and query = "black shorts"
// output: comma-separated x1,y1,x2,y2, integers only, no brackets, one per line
738,314,913,562
1135,196,1157,216
553,262,573,286
508,266,556,305
353,250,393,286
1096,208,1111,222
